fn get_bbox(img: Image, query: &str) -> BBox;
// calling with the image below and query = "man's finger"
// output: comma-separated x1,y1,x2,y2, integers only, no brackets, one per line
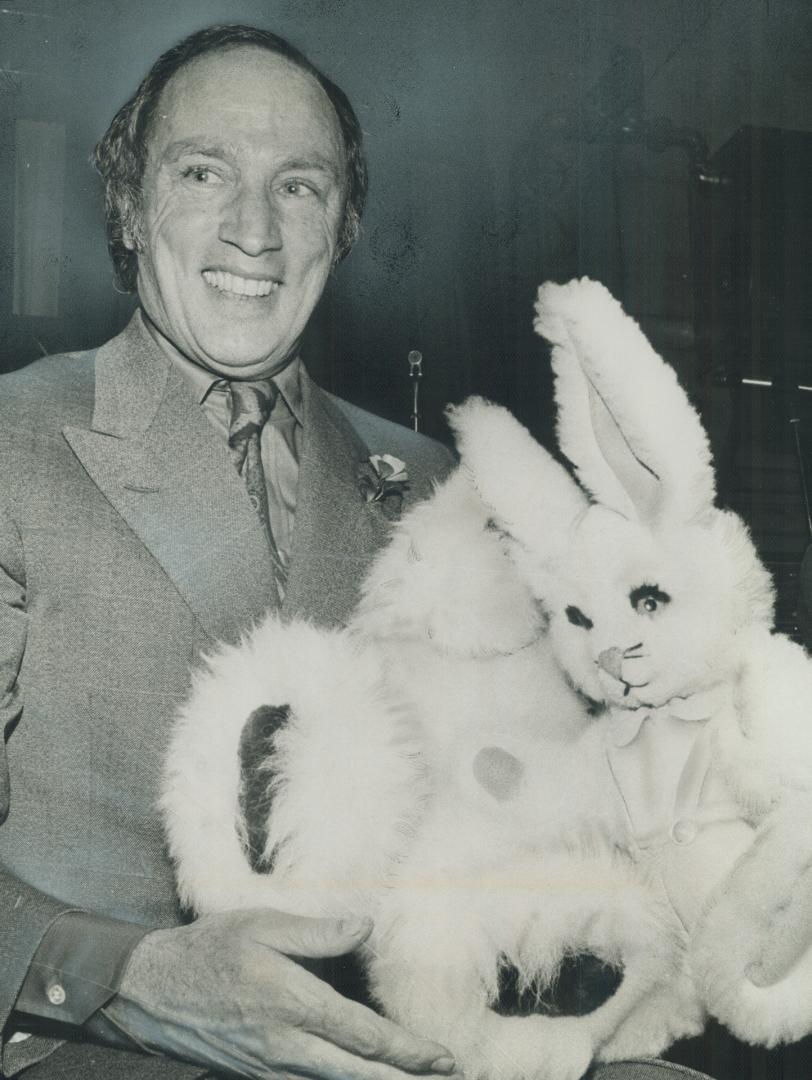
297,1031,462,1080
306,989,456,1074
250,911,374,958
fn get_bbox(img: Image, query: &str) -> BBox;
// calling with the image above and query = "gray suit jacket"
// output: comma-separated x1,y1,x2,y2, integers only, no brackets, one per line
0,311,454,1036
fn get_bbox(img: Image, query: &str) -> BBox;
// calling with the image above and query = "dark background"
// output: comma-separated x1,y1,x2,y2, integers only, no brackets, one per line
2,1,810,417
4,0,812,632
3,2,812,1077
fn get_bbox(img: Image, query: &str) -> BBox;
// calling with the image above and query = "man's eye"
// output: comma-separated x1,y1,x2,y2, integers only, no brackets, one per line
565,605,593,630
280,179,315,198
629,584,671,616
181,166,221,185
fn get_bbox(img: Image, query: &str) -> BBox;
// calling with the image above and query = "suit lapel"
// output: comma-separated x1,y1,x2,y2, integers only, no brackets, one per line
62,312,278,644
283,372,392,626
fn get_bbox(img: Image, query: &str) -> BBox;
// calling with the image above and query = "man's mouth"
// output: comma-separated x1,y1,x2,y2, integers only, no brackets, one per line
202,270,280,297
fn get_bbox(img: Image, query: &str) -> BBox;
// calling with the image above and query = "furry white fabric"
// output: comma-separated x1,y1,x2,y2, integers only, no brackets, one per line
164,278,812,1079
535,279,715,525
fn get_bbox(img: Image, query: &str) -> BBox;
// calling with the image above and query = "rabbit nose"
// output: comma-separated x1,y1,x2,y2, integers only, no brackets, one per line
597,647,625,681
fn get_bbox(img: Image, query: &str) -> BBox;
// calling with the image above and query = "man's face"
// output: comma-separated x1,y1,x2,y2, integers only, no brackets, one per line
130,46,347,378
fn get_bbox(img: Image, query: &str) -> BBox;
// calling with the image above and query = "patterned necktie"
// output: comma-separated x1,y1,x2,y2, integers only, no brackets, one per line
227,380,286,591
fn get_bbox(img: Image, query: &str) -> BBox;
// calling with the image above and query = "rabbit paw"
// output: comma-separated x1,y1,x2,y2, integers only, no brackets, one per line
691,814,812,1045
469,1013,595,1080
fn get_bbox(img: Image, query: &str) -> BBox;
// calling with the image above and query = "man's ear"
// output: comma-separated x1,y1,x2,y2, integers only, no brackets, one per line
121,217,140,252
119,195,143,252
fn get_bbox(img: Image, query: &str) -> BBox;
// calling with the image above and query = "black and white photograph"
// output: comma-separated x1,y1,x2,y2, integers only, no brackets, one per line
1,2,812,1079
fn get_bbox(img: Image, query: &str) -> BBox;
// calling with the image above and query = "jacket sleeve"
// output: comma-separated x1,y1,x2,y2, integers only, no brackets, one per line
0,504,72,1079
0,502,82,1030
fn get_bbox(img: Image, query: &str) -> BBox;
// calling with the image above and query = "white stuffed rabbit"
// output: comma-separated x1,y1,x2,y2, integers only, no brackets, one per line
163,278,812,1080
454,277,812,1049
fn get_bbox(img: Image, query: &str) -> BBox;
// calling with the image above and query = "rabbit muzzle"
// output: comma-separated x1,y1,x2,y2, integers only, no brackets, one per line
595,643,651,703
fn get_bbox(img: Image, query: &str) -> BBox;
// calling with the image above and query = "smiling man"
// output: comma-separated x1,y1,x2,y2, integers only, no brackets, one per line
133,47,346,379
0,25,457,1080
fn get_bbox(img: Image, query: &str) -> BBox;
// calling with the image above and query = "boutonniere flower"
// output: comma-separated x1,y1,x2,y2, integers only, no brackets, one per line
358,454,410,508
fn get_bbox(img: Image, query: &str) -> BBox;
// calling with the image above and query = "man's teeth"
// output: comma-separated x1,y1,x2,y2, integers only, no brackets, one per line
202,270,279,297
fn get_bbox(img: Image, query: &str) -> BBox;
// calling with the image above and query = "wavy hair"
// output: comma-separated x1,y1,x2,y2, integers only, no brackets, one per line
92,24,368,292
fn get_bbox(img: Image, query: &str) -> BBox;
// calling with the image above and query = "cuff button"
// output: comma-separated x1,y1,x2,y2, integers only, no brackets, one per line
46,983,66,1006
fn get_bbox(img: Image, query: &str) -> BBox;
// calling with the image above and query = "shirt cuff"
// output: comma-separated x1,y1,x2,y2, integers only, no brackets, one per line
12,910,151,1026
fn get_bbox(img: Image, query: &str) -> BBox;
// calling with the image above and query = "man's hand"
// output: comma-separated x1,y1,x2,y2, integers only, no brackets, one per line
102,909,459,1080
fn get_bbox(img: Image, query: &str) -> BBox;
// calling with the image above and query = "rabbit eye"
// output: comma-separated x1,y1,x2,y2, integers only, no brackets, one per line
565,605,593,630
630,584,671,616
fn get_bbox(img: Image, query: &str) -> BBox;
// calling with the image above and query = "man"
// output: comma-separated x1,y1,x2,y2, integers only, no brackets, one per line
0,24,458,1080
0,22,715,1080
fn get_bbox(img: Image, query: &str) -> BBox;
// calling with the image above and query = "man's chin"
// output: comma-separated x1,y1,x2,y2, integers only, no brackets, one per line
191,334,295,380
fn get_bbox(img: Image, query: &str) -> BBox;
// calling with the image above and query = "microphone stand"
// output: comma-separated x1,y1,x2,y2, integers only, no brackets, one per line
408,350,423,433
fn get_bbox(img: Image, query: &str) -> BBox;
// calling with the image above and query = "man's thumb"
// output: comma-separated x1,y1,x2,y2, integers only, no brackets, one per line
267,913,373,958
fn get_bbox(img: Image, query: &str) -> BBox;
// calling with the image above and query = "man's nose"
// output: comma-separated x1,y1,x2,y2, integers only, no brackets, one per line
218,184,283,256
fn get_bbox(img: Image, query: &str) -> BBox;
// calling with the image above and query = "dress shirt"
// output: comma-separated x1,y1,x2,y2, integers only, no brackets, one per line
166,346,304,577
12,911,149,1026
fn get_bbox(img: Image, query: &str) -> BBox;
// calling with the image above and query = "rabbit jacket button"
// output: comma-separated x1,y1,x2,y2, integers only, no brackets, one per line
671,819,698,845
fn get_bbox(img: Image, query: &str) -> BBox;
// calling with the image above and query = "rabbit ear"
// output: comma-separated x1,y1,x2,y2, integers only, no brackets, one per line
535,278,716,525
445,396,588,557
